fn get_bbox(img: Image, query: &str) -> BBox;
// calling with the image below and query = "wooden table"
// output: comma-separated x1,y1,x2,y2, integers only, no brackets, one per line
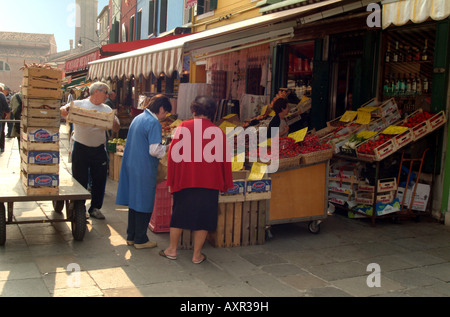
0,170,91,245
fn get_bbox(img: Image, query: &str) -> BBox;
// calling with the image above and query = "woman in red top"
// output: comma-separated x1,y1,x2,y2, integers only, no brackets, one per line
160,96,233,264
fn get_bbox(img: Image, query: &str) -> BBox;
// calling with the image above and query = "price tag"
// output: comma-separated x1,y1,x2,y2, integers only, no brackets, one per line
356,130,377,139
169,119,183,127
222,113,237,120
219,121,237,135
288,127,308,143
359,106,378,113
248,162,268,180
340,111,357,122
382,125,408,135
356,110,371,125
260,105,268,116
232,152,245,171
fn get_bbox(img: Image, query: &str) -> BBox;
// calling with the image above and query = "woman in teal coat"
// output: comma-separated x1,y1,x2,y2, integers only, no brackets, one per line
116,95,172,249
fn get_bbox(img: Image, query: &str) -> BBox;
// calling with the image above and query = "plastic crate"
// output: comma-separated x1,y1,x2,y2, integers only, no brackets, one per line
149,181,172,233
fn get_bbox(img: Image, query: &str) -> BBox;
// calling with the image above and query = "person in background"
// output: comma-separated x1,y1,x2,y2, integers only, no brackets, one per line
116,94,172,249
60,82,120,219
160,96,233,264
0,84,11,152
105,90,117,109
267,97,289,140
9,89,23,148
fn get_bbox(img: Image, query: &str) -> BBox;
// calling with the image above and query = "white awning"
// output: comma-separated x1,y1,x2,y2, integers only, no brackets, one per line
382,0,450,29
88,0,342,81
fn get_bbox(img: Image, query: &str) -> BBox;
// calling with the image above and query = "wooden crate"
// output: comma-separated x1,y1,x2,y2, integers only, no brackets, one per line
22,67,62,84
208,199,267,248
21,170,59,196
113,152,123,181
428,111,447,131
22,86,62,100
22,67,62,100
67,104,115,130
108,152,115,179
21,159,59,175
22,98,60,126
21,125,59,143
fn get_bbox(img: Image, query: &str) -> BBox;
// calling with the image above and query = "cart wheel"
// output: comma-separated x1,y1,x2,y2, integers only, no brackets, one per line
0,204,6,246
71,201,86,241
308,220,321,234
52,200,65,213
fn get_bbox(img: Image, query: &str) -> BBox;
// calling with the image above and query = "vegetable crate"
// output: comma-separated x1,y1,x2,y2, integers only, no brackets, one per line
392,128,413,150
67,103,115,130
428,111,446,132
21,99,61,128
356,134,397,161
22,67,63,100
148,181,172,233
21,170,59,196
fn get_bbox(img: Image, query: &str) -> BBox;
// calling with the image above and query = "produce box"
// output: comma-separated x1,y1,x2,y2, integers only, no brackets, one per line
382,109,402,126
22,99,60,126
354,191,393,205
67,103,115,130
21,160,59,175
392,128,413,149
378,178,397,192
356,134,397,161
350,198,400,217
340,130,377,157
329,181,353,195
21,126,59,143
21,150,59,165
377,98,398,117
21,171,59,187
357,181,375,192
22,67,62,100
246,179,271,201
396,183,430,212
428,111,447,132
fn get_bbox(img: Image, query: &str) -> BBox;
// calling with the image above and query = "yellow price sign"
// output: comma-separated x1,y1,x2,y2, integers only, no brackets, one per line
231,152,245,171
340,111,358,122
356,130,377,139
359,106,378,113
169,119,183,128
382,125,408,135
356,110,371,125
288,127,308,143
248,162,268,180
222,113,237,120
219,121,237,135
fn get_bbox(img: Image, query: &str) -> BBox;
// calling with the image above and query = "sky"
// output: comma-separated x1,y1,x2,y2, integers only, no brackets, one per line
0,0,110,52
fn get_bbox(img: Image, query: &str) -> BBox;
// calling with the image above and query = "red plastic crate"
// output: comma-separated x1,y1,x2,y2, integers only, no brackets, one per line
149,181,172,233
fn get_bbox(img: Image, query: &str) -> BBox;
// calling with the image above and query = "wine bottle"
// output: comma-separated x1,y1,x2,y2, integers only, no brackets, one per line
421,39,428,61
385,43,391,63
406,73,412,95
423,77,429,93
393,41,399,62
416,75,422,94
411,74,417,94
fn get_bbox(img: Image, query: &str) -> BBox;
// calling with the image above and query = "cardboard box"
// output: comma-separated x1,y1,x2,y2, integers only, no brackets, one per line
22,150,59,165
396,183,431,212
22,172,59,187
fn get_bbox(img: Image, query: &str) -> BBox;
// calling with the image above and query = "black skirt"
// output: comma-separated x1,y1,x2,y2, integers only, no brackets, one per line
170,188,219,231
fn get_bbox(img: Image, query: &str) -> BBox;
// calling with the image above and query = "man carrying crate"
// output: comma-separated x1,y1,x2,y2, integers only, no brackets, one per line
61,82,120,219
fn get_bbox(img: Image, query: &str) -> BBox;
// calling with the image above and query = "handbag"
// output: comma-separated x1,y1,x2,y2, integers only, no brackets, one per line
156,152,168,184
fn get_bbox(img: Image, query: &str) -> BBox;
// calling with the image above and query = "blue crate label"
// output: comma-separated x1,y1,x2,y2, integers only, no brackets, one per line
28,151,59,164
29,128,59,142
222,181,245,195
28,174,59,187
247,179,271,193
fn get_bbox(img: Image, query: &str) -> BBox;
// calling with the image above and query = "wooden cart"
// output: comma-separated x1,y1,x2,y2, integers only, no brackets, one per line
0,170,91,246
268,160,329,234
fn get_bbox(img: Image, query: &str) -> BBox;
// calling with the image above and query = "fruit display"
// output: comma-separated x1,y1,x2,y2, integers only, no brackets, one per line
108,138,126,153
401,111,432,128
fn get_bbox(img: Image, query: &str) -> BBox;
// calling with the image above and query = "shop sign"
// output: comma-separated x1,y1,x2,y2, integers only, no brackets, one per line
65,50,100,74
186,0,197,9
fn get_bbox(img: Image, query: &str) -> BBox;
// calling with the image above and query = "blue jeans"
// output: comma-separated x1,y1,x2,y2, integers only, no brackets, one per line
127,209,152,244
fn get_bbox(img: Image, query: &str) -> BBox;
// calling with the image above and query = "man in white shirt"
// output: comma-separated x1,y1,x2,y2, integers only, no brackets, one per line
61,82,120,219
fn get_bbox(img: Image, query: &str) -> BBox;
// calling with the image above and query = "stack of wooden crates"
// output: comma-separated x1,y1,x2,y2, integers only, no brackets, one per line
20,67,62,195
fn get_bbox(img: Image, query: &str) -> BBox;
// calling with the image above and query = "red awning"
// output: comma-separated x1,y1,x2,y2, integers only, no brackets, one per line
100,33,190,58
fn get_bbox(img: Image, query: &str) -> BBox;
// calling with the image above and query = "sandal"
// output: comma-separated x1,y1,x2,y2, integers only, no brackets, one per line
159,250,177,260
192,253,207,264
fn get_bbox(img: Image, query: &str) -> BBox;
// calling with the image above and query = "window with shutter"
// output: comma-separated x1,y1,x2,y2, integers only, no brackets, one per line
160,0,168,34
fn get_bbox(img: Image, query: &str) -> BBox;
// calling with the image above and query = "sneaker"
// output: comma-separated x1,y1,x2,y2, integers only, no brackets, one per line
90,208,105,220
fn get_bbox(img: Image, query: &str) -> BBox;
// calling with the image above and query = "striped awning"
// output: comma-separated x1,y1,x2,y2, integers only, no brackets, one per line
382,0,450,29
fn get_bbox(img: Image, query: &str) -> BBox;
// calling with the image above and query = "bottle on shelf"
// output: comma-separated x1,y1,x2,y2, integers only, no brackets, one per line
423,77,429,93
400,73,406,95
406,73,412,95
413,46,420,61
411,74,417,94
421,39,428,61
385,43,391,63
393,41,399,62
416,74,422,95
398,43,404,62
406,46,413,62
